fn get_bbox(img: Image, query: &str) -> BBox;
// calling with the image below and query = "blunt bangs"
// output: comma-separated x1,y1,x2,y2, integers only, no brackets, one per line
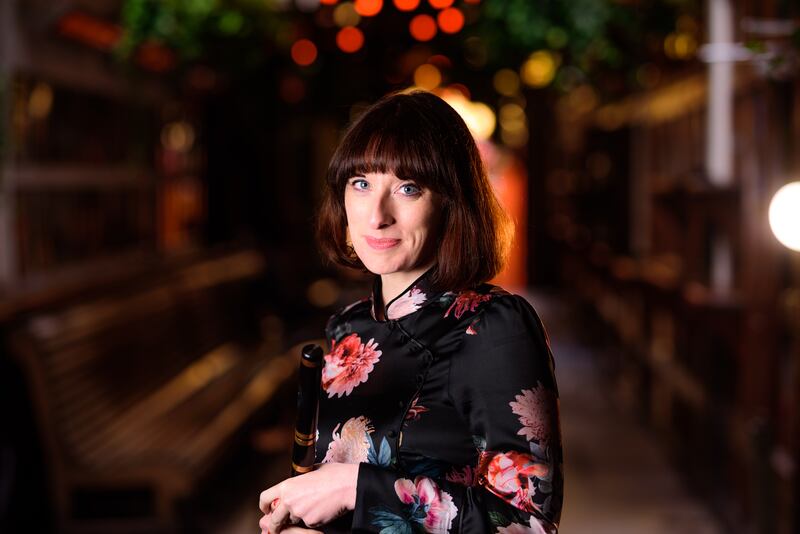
327,95,450,194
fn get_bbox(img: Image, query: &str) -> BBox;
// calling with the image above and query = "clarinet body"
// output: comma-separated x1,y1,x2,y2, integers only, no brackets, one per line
291,343,323,476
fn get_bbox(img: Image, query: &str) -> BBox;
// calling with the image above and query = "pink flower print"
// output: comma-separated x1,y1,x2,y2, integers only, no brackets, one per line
394,477,458,533
444,290,492,319
387,287,428,320
445,465,479,487
404,396,429,422
496,517,552,534
322,333,382,398
322,416,373,464
479,451,549,513
466,317,480,335
509,384,558,444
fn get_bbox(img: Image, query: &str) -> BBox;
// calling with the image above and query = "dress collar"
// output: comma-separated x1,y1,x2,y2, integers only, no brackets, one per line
370,267,439,321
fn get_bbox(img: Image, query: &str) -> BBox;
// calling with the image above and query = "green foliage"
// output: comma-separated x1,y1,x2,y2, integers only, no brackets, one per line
116,0,705,97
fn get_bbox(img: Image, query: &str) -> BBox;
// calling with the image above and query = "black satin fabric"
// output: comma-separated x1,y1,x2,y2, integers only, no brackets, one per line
316,270,563,533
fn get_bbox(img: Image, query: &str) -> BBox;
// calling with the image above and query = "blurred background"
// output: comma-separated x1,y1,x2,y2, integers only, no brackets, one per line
0,0,799,532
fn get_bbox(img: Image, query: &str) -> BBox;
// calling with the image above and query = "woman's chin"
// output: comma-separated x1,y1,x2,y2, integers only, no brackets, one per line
359,257,410,277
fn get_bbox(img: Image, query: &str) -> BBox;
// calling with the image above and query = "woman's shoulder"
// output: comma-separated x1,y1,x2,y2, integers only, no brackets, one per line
453,284,551,348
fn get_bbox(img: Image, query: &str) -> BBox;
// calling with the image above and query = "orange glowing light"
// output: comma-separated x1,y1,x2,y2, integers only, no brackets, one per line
291,39,318,66
429,0,453,8
336,26,365,53
437,7,463,33
355,0,383,16
394,0,420,10
320,0,339,4
409,14,437,41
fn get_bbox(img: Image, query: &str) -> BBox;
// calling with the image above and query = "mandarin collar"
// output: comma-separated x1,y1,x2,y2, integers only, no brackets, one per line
370,267,441,321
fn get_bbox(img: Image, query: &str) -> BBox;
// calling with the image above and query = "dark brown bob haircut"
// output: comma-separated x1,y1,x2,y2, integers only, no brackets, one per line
316,90,513,291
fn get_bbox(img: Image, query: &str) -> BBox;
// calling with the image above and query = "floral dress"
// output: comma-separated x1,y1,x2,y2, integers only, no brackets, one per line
316,269,563,534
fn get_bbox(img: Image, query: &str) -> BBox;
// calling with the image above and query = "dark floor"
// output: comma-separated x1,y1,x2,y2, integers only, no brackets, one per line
212,290,726,534
532,291,724,534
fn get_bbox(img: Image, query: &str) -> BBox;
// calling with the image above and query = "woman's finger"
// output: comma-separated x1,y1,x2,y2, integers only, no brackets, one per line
259,513,271,531
267,500,292,533
259,484,281,513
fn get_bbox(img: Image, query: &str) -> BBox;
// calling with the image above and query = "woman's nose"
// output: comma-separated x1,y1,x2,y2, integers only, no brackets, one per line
368,195,395,229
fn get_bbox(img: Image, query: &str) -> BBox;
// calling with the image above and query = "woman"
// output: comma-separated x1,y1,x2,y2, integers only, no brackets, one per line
259,90,563,534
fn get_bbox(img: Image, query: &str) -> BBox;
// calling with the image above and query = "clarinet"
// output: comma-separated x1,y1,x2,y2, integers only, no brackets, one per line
291,343,323,476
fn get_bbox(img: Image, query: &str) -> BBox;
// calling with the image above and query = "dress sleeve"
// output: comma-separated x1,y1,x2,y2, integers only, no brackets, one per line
348,294,563,534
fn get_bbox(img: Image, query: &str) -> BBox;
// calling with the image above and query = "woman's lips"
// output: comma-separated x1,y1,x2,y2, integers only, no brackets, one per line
365,236,401,250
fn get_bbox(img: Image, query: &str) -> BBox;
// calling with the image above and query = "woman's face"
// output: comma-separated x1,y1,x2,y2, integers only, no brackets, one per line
344,171,440,278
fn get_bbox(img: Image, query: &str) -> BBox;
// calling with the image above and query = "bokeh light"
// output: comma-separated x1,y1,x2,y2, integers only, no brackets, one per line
307,278,340,307
521,50,557,88
354,0,383,17
320,0,339,4
161,121,195,152
427,54,452,69
394,0,420,11
333,2,361,26
493,69,520,97
499,102,528,148
769,182,800,252
28,82,54,119
291,39,318,66
336,26,364,52
441,92,495,141
664,32,697,59
437,8,464,34
413,64,442,90
429,0,454,8
410,14,437,41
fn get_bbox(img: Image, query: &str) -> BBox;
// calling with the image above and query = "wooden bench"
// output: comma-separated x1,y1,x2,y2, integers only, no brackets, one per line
2,249,301,533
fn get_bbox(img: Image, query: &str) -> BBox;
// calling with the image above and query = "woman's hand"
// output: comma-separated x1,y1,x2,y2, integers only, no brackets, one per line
258,462,359,533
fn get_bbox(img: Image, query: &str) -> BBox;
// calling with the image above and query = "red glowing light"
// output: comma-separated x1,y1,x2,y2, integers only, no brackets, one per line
57,11,121,51
355,0,383,16
428,0,454,8
320,0,339,4
135,42,176,72
291,39,318,66
337,26,365,53
394,0,420,10
437,7,464,33
409,14,437,41
427,54,452,68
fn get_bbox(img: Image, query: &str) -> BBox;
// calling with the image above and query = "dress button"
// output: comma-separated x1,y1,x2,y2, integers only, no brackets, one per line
387,430,397,438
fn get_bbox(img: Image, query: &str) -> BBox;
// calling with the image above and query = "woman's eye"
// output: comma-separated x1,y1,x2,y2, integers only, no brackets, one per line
350,179,369,191
399,183,421,196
